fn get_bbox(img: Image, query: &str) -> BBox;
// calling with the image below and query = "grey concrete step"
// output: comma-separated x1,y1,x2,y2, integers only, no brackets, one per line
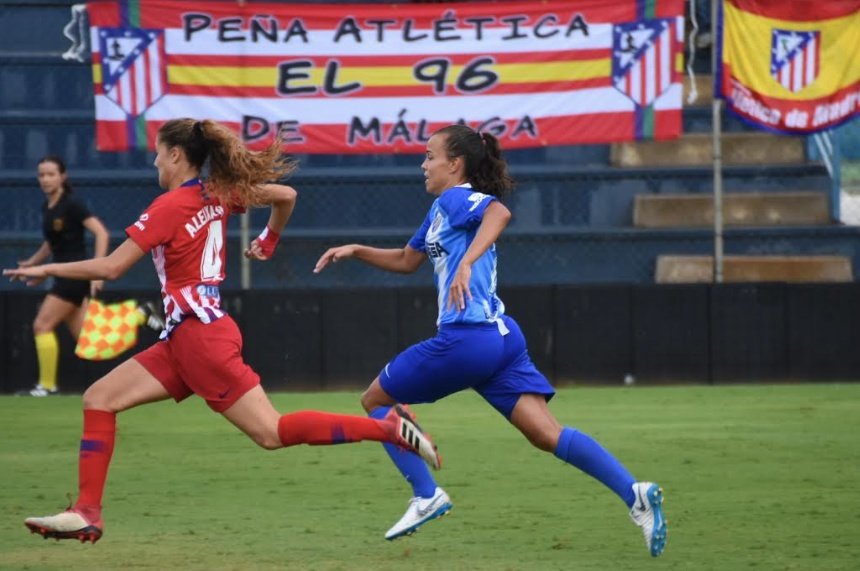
656,255,853,283
634,192,831,228
611,132,806,167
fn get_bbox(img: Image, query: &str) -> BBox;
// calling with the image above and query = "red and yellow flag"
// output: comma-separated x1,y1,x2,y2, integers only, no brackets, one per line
719,0,860,134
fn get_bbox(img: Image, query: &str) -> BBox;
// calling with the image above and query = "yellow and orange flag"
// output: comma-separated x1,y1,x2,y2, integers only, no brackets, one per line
75,299,141,361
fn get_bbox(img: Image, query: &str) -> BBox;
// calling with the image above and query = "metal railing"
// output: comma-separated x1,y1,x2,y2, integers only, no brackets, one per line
811,130,842,222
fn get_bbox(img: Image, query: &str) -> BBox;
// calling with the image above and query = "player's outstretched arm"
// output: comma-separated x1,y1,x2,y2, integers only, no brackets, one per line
244,183,297,261
4,238,146,286
314,244,425,275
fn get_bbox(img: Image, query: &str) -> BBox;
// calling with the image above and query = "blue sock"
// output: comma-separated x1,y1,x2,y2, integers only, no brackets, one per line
554,427,637,507
370,406,437,498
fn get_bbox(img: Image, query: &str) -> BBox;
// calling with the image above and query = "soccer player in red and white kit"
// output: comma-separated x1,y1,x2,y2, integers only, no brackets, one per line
4,118,440,544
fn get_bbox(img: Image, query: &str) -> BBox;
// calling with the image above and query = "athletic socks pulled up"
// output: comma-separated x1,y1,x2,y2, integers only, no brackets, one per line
554,427,637,507
370,406,437,498
74,409,117,522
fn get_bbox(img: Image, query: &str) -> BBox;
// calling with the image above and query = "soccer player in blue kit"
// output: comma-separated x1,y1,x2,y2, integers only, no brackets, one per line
314,124,668,557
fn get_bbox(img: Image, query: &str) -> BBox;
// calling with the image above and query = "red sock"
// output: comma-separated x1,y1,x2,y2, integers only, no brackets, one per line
277,410,391,447
73,409,116,522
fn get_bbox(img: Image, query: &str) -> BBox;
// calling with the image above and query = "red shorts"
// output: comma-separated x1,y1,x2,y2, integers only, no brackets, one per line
133,316,260,412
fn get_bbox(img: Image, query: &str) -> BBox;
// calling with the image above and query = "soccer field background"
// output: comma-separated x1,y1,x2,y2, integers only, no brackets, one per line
1,384,859,571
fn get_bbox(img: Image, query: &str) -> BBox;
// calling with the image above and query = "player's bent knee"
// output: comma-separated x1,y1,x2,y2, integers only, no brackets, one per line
249,430,282,450
360,389,389,413
81,384,110,411
359,391,375,413
523,429,557,452
32,320,54,334
360,382,393,413
81,378,131,413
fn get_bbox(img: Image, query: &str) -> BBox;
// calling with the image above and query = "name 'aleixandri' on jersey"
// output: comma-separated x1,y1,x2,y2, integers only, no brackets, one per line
126,179,232,336
408,184,506,328
184,203,225,238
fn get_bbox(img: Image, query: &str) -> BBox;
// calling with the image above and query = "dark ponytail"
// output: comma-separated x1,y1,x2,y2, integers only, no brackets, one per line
434,125,514,199
38,155,73,195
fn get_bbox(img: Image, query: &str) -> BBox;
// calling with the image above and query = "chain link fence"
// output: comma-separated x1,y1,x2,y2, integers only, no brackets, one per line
3,153,859,291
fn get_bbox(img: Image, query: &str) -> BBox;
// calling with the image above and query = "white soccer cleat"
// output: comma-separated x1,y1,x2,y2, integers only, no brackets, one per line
16,384,58,397
25,509,103,543
629,482,667,557
387,404,442,470
385,487,453,540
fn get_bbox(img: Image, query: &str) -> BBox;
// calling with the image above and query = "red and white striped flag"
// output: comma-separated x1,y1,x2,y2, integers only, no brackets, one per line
97,27,166,116
771,29,820,94
89,0,685,152
613,19,676,107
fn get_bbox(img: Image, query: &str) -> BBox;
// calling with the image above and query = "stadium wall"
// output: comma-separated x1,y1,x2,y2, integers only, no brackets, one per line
1,282,858,394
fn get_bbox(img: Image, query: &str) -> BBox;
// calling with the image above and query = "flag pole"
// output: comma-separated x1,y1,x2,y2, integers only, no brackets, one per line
711,0,724,283
240,211,251,289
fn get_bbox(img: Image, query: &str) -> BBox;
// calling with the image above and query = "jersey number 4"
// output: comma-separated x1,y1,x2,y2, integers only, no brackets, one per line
201,221,224,280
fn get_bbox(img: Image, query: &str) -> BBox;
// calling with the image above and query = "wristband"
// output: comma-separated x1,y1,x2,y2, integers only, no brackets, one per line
256,225,280,257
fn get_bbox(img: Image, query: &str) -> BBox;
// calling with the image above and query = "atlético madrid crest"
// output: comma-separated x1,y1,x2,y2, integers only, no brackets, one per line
98,27,167,117
771,29,820,93
612,19,674,108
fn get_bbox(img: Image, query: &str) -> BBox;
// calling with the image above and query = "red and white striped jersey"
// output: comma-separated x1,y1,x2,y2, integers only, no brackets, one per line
126,179,238,336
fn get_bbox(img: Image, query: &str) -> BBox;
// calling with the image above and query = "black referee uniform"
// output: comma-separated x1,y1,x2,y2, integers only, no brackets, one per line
42,193,92,305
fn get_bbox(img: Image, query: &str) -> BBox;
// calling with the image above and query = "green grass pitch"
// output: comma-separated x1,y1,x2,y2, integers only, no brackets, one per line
1,384,859,570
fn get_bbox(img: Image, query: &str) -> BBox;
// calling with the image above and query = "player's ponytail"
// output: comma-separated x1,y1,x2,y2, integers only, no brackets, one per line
434,125,514,199
157,118,297,209
38,155,73,195
473,132,513,199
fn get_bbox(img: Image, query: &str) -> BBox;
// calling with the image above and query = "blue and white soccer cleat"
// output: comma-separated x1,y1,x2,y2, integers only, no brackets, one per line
629,482,667,557
384,487,453,540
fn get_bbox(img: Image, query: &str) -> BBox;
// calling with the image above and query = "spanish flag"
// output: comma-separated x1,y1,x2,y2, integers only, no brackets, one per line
719,0,860,134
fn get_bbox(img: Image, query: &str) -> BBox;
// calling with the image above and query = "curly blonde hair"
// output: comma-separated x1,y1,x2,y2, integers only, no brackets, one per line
157,119,297,208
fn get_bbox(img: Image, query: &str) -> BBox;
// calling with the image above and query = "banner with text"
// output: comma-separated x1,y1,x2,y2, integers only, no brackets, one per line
89,0,684,153
719,0,860,134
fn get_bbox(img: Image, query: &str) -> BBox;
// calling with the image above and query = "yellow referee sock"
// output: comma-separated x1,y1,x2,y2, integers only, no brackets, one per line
35,332,59,391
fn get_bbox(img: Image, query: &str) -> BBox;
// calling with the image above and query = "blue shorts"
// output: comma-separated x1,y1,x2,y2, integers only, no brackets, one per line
379,315,555,419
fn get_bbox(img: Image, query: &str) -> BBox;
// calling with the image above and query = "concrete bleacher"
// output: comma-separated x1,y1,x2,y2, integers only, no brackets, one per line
656,255,853,283
0,1,858,290
611,132,806,168
614,74,855,283
634,192,830,228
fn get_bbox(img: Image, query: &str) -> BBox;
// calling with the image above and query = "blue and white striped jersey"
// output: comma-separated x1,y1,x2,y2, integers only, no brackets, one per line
408,184,506,328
